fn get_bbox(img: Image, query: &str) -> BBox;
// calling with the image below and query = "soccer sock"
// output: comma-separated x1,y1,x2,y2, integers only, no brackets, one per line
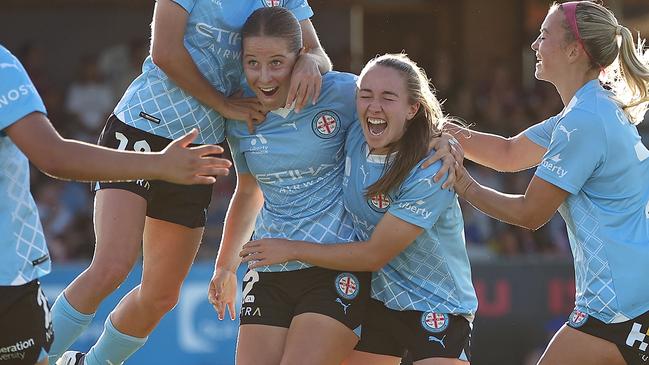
84,316,148,365
48,293,95,363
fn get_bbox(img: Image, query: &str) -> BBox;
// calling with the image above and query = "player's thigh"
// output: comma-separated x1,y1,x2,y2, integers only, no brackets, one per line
237,324,288,365
139,217,204,296
342,350,401,365
539,324,625,365
92,188,147,267
281,312,359,365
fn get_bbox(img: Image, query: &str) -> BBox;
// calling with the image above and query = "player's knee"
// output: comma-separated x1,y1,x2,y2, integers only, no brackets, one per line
142,289,181,315
87,262,131,292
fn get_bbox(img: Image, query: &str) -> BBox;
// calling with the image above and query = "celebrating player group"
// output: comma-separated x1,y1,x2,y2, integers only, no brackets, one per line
1,1,647,365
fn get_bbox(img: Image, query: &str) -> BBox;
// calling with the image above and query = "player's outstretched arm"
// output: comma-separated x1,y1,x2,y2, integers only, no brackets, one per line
443,122,546,173
240,213,423,272
6,112,231,184
209,173,264,320
453,162,567,230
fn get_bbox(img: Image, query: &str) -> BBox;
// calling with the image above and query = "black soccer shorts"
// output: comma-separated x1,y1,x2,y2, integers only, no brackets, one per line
93,115,215,228
567,308,649,365
0,280,53,365
239,267,371,333
355,298,472,362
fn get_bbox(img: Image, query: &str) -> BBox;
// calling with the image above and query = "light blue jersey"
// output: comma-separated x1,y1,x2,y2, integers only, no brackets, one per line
525,79,649,323
114,0,313,145
342,123,478,316
227,71,358,272
0,45,50,285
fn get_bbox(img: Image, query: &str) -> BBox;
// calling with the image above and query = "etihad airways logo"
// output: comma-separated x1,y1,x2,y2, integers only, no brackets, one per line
256,163,335,184
195,23,242,59
541,154,568,178
0,84,38,109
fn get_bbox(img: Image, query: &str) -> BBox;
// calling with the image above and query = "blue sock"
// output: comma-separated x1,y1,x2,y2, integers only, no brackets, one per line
49,293,95,363
84,317,147,365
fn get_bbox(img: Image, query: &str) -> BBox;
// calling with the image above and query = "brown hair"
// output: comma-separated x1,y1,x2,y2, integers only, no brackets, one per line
241,7,303,54
361,54,444,198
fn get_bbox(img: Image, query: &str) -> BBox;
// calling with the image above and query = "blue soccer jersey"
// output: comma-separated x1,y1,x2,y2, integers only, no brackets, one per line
227,71,358,272
0,45,50,285
114,0,313,145
342,122,478,316
525,79,649,323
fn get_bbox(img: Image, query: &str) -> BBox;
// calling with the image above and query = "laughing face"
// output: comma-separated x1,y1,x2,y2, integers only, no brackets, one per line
356,65,419,155
531,8,570,83
243,36,299,110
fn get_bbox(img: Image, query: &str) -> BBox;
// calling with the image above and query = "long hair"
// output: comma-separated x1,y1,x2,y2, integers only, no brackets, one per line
241,7,303,54
554,1,649,124
361,54,444,198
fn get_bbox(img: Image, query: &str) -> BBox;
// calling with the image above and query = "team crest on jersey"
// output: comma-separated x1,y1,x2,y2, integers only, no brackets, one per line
421,312,449,333
335,273,359,300
568,309,589,328
367,193,391,212
262,0,283,7
312,111,341,139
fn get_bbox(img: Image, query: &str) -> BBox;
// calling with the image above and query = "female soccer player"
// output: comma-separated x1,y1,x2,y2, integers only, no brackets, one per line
445,2,649,364
209,7,371,365
51,1,332,365
239,53,478,365
0,44,228,365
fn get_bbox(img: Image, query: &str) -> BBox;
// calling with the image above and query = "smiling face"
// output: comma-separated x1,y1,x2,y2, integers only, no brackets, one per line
356,65,420,155
531,8,571,83
243,36,299,110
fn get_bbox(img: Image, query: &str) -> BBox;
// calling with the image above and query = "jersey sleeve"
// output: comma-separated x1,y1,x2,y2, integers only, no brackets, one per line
0,47,46,132
523,115,560,149
285,0,314,21
388,161,456,229
170,0,195,13
225,123,250,175
534,109,605,194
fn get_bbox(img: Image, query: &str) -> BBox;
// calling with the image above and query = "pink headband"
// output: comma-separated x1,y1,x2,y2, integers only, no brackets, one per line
559,1,601,69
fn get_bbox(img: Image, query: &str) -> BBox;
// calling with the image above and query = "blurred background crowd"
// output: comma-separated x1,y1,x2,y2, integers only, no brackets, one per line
2,0,646,265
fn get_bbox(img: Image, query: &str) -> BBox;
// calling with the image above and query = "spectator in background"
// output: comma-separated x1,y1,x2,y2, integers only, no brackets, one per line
64,55,114,142
98,39,149,101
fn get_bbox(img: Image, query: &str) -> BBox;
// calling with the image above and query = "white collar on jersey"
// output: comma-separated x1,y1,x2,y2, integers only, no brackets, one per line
365,144,397,164
270,101,296,118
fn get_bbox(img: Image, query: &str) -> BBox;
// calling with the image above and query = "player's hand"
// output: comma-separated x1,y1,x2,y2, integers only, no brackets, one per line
421,133,464,189
208,267,238,320
159,129,231,185
285,52,322,113
220,94,267,134
239,239,297,269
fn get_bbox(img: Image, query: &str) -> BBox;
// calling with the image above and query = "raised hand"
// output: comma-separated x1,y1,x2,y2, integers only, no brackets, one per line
159,129,232,184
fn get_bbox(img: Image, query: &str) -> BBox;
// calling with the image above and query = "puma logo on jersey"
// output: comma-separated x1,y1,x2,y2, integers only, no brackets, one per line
428,334,447,348
281,122,297,130
335,298,352,314
558,125,577,141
